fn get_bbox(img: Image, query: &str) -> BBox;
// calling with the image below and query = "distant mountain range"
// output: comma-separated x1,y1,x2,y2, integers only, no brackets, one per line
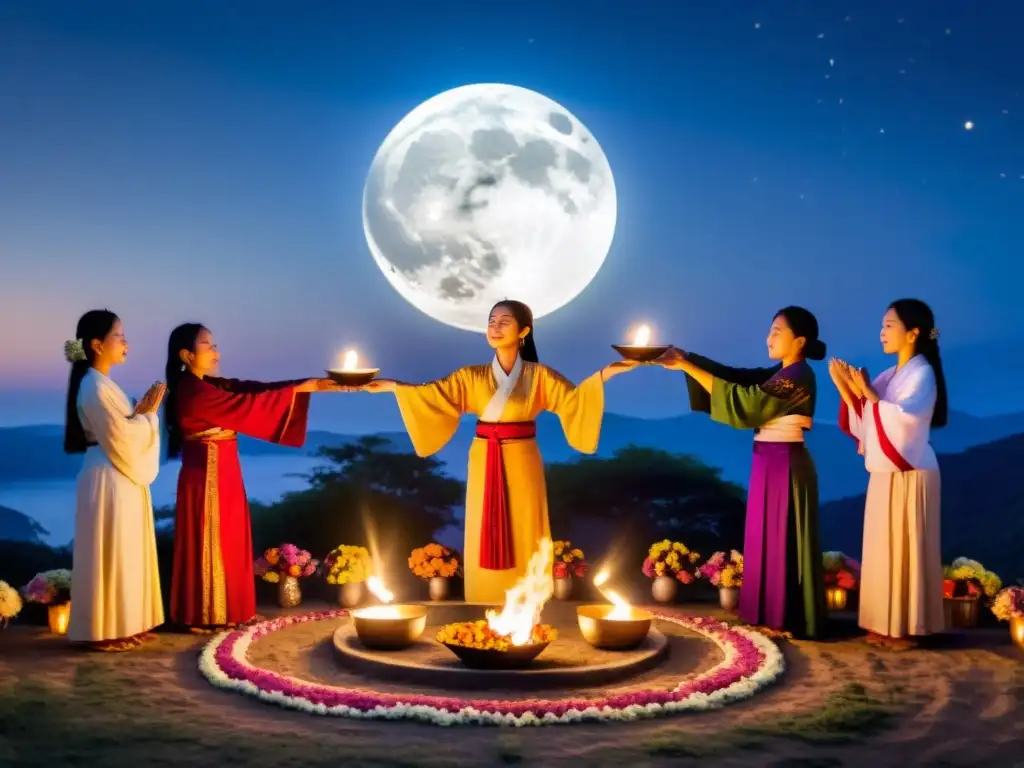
0,504,48,544
2,408,1023,505
820,432,1024,584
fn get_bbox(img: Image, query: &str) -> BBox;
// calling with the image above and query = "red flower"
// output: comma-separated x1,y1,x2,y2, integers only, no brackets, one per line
676,570,694,584
836,571,856,590
553,562,570,579
573,562,589,578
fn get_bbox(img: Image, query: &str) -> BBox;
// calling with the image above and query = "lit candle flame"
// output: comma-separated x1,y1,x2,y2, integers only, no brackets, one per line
633,325,651,347
593,568,632,620
603,589,632,621
367,575,393,604
362,575,402,618
342,349,358,371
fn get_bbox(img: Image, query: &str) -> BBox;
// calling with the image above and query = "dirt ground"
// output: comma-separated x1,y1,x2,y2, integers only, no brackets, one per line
1,602,1022,767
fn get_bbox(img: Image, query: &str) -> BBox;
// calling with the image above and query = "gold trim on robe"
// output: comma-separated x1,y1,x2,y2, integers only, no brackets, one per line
185,428,236,625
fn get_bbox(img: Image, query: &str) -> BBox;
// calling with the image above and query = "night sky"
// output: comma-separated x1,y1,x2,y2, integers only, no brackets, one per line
1,0,1021,431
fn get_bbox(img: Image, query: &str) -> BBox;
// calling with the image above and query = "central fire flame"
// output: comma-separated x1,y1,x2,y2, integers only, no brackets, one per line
486,537,554,646
594,568,633,621
363,575,402,618
341,349,359,371
633,325,651,346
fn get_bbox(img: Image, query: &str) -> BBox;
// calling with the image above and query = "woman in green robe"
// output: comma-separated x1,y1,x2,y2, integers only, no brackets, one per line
657,306,828,639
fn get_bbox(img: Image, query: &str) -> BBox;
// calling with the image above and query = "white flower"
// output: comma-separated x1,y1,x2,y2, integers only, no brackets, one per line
64,339,86,363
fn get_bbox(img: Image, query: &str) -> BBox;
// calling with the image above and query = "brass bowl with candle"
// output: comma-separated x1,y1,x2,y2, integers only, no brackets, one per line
351,604,428,650
577,604,653,650
325,368,380,387
611,344,670,363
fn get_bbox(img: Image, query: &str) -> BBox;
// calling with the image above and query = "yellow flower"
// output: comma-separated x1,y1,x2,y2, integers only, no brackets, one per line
264,572,280,584
571,548,584,560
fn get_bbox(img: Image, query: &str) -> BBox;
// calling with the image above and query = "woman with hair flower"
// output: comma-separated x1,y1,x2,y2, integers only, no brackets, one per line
830,298,947,650
63,310,166,651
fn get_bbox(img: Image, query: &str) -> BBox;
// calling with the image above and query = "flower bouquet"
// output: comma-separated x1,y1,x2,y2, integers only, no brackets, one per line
991,586,1024,649
436,619,558,668
551,540,588,600
23,569,72,605
699,550,744,610
942,558,1001,629
22,569,73,634
643,540,702,603
0,580,23,626
408,543,460,601
254,544,318,608
323,545,373,608
822,551,860,611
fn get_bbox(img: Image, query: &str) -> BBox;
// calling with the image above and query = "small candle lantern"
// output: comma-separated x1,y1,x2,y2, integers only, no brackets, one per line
612,323,670,363
48,602,71,635
825,586,848,611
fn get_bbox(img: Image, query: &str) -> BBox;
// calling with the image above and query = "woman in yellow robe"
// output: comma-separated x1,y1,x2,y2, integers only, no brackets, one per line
364,300,637,603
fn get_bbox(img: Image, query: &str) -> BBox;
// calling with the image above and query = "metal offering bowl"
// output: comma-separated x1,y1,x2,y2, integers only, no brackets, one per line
441,641,552,669
577,604,653,650
611,344,671,363
351,604,428,650
325,368,380,387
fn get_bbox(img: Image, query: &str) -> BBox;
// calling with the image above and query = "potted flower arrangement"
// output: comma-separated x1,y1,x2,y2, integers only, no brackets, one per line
22,569,73,635
699,550,744,611
0,580,23,627
254,544,319,608
642,540,701,603
822,551,860,611
942,557,1002,629
408,542,460,601
991,586,1024,650
323,545,373,608
551,540,588,600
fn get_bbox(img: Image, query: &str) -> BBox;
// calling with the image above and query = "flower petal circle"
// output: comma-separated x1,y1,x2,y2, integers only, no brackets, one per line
198,609,784,726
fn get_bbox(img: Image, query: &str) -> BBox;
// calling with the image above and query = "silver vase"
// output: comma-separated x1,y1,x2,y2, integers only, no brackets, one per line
428,576,450,601
339,581,365,609
278,576,302,608
651,575,678,603
719,587,740,611
553,576,573,600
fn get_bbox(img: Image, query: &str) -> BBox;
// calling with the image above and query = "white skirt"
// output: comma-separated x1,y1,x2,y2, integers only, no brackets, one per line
69,449,164,642
859,469,944,638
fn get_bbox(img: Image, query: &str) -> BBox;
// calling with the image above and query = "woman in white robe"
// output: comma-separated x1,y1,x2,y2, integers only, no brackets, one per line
64,310,167,651
829,298,947,650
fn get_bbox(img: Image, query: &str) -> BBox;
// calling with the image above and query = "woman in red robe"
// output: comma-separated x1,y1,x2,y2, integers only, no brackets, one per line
164,323,342,630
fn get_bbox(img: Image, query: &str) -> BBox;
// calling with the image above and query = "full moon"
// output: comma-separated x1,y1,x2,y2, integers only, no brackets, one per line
362,83,617,332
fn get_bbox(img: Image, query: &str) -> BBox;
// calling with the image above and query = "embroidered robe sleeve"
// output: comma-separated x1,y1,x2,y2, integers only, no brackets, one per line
81,376,161,486
709,372,811,430
838,396,867,446
684,353,781,415
182,376,310,446
867,363,936,469
539,366,604,454
395,368,470,457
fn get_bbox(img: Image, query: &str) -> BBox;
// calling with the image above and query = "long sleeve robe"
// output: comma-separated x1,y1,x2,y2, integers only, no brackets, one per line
169,373,310,627
394,359,604,604
838,354,943,637
70,369,164,642
684,354,826,638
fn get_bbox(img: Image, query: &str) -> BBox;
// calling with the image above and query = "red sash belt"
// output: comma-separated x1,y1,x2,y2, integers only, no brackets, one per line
475,420,536,570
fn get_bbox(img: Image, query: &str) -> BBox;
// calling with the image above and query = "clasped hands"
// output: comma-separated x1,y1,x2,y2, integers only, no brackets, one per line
828,358,878,403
